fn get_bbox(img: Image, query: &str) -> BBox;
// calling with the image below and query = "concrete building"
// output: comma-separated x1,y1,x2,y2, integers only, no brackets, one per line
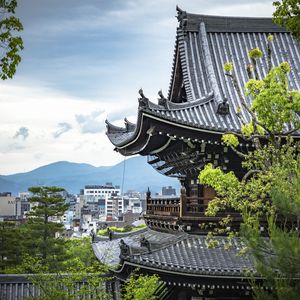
82,183,121,203
162,186,176,196
105,195,123,221
0,193,16,218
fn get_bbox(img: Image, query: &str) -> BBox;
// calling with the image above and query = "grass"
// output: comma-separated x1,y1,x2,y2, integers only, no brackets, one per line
97,224,146,236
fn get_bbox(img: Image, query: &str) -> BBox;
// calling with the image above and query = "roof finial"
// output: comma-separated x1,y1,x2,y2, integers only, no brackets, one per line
158,90,169,109
138,88,149,109
176,5,187,29
217,98,230,116
138,88,145,98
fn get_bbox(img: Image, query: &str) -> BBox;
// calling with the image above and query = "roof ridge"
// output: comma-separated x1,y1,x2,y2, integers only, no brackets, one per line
176,7,286,33
131,231,188,258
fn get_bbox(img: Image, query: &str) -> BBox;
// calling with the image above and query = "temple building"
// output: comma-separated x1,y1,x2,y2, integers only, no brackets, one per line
93,7,300,300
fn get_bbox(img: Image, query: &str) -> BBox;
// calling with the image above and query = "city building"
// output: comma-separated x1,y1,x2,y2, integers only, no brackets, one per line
123,196,142,214
0,192,16,219
105,195,123,221
82,183,120,203
162,186,176,196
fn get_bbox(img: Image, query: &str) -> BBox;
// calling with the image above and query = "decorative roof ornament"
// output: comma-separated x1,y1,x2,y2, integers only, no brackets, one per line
158,90,169,109
124,117,135,132
176,5,187,30
217,98,230,116
119,239,130,259
146,187,151,199
140,236,151,253
138,88,149,109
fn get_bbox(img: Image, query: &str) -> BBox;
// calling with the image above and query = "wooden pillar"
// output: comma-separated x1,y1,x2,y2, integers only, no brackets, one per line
179,178,186,218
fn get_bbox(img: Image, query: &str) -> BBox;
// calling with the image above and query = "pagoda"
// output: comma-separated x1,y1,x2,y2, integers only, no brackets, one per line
105,7,300,234
95,7,300,300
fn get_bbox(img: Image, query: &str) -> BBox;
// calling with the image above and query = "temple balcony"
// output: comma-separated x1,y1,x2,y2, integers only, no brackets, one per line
144,191,243,234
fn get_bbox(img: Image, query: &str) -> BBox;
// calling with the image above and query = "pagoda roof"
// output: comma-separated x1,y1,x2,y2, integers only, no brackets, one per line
106,8,300,152
92,228,255,278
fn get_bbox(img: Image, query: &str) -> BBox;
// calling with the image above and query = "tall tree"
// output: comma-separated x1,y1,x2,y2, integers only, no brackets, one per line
0,0,23,79
0,221,23,272
25,186,69,270
273,0,300,40
198,34,300,298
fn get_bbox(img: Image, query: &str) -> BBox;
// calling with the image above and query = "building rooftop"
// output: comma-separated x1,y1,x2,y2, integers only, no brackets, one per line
106,9,300,152
92,228,255,277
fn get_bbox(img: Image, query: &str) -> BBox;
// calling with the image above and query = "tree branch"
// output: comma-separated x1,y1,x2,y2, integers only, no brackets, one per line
229,145,247,159
242,169,260,181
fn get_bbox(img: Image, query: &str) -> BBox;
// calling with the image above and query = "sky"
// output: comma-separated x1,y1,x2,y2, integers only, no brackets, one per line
0,0,275,175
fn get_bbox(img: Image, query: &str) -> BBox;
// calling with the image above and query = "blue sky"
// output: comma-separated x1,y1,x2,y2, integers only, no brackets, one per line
0,0,275,174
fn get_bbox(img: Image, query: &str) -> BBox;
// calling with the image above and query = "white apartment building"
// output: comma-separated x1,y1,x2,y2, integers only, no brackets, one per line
124,197,142,214
105,196,124,220
82,183,121,203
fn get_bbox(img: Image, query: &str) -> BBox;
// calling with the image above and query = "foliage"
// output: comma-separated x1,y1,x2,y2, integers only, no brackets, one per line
63,238,103,272
24,186,69,271
0,221,23,272
97,224,146,236
248,47,263,59
242,163,300,300
0,0,23,79
273,0,300,40
199,34,300,298
223,61,233,72
20,254,111,300
123,272,160,300
222,133,239,147
17,236,112,300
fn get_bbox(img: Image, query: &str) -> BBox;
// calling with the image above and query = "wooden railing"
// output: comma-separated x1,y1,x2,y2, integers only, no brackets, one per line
146,195,241,219
146,197,180,217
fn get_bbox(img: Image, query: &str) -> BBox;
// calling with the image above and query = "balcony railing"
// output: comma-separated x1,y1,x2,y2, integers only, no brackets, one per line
146,195,241,219
146,197,180,217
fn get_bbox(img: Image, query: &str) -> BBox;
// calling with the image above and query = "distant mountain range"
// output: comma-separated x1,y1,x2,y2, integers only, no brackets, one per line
0,156,179,196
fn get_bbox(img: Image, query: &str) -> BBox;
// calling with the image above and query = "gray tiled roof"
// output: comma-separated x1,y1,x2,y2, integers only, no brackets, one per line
106,10,300,147
92,228,255,277
131,235,254,276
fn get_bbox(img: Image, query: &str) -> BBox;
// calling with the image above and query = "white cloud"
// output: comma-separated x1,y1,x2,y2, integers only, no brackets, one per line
53,122,72,138
1,1,276,175
0,83,126,174
75,110,105,134
14,127,29,140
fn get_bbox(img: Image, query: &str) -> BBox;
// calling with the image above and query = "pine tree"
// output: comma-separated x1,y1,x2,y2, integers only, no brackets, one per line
25,186,69,271
0,221,23,271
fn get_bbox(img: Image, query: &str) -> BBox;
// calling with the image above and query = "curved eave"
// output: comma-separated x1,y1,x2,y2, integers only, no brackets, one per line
110,111,228,157
115,260,259,280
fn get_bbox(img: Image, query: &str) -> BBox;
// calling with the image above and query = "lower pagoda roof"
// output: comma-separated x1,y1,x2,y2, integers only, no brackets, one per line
92,228,256,278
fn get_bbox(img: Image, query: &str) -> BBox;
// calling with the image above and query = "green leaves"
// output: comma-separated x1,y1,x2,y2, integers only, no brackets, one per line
222,133,239,147
0,1,24,80
26,186,69,268
223,61,233,73
250,62,300,133
248,47,263,59
273,0,300,40
123,272,160,300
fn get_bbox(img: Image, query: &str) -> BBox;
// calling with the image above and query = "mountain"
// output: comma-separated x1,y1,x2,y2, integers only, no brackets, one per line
0,156,179,195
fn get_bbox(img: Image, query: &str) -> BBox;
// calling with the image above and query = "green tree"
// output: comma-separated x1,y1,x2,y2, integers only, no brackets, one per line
24,186,69,271
273,0,300,40
0,0,23,79
0,221,23,272
242,164,300,299
123,272,161,300
198,34,300,298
